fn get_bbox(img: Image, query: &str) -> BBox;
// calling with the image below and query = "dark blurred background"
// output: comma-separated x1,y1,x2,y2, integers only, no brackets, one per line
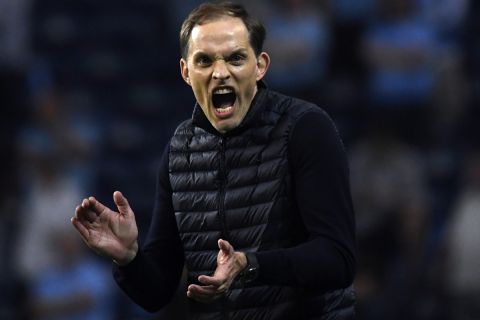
1,0,479,319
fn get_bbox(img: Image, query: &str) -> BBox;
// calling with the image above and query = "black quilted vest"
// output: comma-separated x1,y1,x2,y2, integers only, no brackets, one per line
169,86,355,320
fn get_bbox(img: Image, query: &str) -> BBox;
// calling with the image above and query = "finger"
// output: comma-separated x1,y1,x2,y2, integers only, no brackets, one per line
75,204,98,223
187,284,224,302
113,191,132,216
193,281,229,295
75,205,83,218
71,216,90,242
187,286,213,302
199,274,232,293
188,284,218,295
198,274,224,287
88,196,109,215
81,198,90,209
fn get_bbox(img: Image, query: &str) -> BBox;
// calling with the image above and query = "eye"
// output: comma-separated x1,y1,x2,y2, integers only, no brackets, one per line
229,53,246,66
195,55,212,67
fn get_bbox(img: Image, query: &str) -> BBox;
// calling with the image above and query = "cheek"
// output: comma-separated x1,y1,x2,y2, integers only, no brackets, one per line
191,73,210,94
239,76,256,99
190,86,207,109
190,79,207,97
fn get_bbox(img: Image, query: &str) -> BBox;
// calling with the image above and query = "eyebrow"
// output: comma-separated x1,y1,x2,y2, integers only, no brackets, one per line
192,52,210,59
228,48,249,56
191,48,249,59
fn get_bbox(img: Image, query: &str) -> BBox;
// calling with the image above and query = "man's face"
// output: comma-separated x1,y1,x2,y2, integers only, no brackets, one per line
180,17,269,134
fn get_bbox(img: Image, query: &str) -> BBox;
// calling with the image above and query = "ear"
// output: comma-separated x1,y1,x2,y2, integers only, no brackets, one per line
256,52,270,81
180,58,191,86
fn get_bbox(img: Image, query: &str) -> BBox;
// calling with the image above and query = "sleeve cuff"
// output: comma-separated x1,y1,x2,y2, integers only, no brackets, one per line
112,250,146,281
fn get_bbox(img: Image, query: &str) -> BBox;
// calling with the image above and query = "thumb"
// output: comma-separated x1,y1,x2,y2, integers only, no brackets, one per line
113,191,132,216
218,239,233,255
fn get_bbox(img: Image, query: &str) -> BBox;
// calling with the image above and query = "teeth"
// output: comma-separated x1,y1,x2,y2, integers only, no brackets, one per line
217,106,232,113
213,88,233,94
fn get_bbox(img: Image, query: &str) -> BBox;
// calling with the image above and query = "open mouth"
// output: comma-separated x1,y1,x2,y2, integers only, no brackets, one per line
212,87,236,115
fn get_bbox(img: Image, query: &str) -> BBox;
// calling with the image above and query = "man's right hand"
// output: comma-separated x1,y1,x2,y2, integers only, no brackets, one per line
71,191,139,266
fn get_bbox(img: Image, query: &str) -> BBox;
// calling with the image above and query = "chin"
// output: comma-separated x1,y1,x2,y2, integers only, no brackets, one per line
216,122,236,134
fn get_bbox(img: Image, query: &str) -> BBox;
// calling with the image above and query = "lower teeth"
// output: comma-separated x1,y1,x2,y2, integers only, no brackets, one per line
217,106,232,114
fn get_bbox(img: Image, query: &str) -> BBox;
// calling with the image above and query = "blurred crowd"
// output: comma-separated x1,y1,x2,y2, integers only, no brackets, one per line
1,0,479,319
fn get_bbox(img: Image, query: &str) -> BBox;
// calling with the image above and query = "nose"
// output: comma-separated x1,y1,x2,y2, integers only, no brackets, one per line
212,60,230,80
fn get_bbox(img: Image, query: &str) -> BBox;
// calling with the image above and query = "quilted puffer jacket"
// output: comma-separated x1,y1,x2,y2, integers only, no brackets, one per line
168,85,355,320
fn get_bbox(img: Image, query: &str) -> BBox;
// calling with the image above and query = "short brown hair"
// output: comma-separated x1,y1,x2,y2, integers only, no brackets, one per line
179,2,266,59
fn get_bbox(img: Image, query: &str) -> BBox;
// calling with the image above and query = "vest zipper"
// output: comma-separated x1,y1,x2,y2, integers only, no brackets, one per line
218,137,230,241
219,137,230,320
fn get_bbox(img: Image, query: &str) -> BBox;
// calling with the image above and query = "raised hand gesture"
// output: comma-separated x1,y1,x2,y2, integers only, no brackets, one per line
71,191,138,265
187,239,247,303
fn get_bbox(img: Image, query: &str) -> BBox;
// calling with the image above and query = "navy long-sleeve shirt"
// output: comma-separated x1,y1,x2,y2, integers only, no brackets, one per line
113,110,356,312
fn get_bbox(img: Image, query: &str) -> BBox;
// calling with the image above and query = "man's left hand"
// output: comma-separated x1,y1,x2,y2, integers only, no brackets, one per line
187,239,247,303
